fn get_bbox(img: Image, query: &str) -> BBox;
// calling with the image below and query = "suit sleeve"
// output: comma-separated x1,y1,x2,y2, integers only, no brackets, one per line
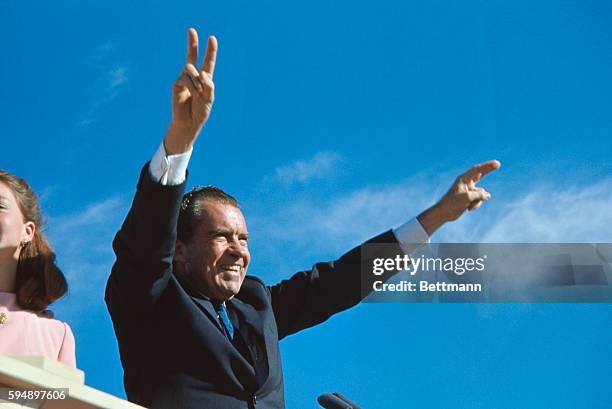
105,163,186,321
269,230,402,340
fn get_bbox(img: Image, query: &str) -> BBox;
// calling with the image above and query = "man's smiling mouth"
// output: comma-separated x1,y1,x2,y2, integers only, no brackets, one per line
220,264,242,273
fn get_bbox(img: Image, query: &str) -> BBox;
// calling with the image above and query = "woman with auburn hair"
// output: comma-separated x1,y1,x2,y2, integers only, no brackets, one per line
0,170,75,367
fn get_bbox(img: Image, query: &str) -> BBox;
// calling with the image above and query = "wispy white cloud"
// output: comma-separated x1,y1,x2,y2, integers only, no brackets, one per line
36,184,60,207
272,151,342,185
109,67,128,88
76,41,129,127
254,177,434,250
46,196,126,303
53,197,124,231
76,118,95,127
249,170,612,277
457,178,612,243
247,172,439,276
91,41,115,60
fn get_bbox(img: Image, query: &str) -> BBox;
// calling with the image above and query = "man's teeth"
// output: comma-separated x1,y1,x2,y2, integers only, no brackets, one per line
221,265,241,272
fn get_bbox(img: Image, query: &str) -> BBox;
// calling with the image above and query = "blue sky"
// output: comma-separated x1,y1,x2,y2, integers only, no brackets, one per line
2,1,611,408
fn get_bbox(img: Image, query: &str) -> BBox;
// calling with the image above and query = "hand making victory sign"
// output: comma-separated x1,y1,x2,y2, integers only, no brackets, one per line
164,28,218,155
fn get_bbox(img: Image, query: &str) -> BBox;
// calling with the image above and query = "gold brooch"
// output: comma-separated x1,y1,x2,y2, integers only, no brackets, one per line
0,312,7,324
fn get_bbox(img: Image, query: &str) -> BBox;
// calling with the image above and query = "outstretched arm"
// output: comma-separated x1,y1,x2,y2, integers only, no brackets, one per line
270,160,501,339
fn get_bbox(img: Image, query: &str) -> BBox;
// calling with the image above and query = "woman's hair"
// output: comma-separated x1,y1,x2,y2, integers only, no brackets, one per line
0,170,67,311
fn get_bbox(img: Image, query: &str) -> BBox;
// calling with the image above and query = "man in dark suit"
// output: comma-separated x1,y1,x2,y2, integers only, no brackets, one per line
105,28,499,408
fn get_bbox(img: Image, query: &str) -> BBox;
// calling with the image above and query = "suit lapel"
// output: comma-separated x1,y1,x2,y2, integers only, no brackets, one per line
173,273,224,332
228,298,264,339
190,296,224,332
229,298,271,387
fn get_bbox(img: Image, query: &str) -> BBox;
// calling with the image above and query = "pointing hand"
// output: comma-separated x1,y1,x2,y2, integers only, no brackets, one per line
418,160,501,236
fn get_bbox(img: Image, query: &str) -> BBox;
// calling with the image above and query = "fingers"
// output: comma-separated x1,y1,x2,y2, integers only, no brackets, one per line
174,63,215,104
456,160,499,213
468,201,483,211
467,187,490,202
174,66,200,103
461,160,501,182
186,28,199,67
467,187,490,212
185,28,217,78
201,35,218,77
184,64,203,92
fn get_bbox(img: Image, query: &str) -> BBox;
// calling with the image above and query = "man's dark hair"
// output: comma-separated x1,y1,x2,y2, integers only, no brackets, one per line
177,185,239,244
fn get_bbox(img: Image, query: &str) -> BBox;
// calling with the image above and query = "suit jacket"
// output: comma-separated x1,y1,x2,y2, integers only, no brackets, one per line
105,164,399,409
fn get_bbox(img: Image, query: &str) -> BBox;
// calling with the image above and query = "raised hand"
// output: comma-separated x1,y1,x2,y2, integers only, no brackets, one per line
418,160,501,235
164,28,218,155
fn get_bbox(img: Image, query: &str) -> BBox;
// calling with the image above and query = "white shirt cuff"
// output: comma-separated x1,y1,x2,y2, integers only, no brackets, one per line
148,142,193,185
392,217,431,255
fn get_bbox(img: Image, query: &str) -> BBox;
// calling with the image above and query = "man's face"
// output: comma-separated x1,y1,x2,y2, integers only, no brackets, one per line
178,200,250,301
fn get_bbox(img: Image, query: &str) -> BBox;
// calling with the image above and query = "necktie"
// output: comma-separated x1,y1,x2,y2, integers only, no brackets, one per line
214,301,234,341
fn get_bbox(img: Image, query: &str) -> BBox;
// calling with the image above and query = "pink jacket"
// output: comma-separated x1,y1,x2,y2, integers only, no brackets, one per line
0,292,76,367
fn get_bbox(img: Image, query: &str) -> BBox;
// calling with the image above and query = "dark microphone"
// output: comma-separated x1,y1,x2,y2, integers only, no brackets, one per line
317,392,363,409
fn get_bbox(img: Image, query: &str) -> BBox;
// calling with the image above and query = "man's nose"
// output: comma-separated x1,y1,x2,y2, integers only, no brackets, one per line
228,237,248,258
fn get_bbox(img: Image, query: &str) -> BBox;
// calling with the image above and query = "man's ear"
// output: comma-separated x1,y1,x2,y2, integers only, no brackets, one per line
174,240,188,264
